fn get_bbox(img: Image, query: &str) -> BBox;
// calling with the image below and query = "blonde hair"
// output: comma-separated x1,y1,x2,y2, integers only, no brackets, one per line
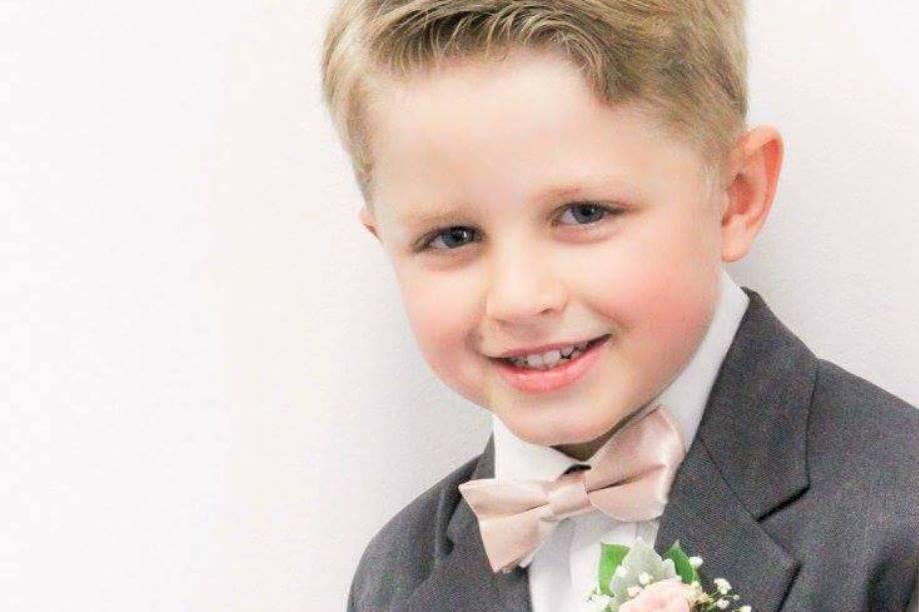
320,0,748,207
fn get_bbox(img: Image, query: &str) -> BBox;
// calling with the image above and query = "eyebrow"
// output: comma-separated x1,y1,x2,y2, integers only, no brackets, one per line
536,184,587,201
396,183,600,229
397,208,465,230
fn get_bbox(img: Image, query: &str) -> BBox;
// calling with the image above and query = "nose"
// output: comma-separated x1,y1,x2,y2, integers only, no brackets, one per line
484,243,567,324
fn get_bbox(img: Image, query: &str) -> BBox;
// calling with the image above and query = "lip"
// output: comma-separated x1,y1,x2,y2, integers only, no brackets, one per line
491,334,610,394
494,335,607,358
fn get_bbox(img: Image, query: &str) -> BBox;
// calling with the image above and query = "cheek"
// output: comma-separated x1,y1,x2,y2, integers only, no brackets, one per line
641,279,718,379
395,269,479,376
593,217,719,359
608,266,714,341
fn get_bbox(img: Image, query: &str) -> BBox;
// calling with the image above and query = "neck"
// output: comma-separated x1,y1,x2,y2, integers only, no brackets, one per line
551,410,635,461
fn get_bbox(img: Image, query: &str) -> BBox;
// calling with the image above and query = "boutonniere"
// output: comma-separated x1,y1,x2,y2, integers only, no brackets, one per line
585,537,751,612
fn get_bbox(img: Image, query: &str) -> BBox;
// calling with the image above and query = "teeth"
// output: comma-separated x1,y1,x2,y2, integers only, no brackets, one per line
499,336,609,370
542,350,562,367
507,343,591,370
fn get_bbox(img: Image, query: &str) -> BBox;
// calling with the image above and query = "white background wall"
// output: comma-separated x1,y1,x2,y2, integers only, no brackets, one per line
2,1,917,610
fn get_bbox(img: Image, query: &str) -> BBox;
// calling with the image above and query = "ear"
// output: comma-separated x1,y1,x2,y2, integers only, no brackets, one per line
720,126,784,262
358,205,380,241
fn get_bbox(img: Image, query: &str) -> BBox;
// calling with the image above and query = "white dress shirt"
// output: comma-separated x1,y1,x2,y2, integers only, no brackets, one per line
492,268,748,611
492,268,919,611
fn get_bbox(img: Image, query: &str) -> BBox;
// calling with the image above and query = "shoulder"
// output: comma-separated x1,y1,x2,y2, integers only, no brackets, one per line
347,451,481,611
801,359,919,602
808,357,919,514
810,359,919,475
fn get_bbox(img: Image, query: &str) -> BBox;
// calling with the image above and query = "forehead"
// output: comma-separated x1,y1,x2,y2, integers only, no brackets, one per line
364,48,707,221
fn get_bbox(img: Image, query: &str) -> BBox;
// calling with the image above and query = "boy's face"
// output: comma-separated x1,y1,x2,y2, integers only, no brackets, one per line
362,48,730,458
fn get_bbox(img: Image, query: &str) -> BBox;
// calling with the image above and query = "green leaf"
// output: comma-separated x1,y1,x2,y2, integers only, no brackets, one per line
597,543,630,596
662,539,699,585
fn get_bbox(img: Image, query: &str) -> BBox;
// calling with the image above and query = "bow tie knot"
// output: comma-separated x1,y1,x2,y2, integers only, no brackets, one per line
459,404,686,573
545,469,592,520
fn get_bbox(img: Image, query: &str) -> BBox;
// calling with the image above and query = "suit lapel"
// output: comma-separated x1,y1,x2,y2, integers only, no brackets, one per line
400,436,532,612
654,287,815,612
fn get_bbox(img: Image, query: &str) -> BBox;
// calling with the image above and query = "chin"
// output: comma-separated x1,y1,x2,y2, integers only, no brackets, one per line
553,421,618,447
505,410,617,448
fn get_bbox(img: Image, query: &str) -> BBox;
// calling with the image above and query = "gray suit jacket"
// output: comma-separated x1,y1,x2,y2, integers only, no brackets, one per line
348,287,919,611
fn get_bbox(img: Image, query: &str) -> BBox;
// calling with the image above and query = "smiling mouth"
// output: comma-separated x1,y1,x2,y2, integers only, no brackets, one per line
493,334,611,371
489,333,611,394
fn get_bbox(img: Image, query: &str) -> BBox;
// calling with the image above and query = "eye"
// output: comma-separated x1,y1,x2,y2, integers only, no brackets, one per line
556,202,618,226
422,226,480,251
416,202,621,252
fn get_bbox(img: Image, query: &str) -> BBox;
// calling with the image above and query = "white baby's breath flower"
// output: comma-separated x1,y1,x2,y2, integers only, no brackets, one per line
688,556,703,568
686,581,705,602
588,593,612,611
614,565,629,578
738,606,752,612
715,598,730,609
637,571,652,585
713,577,732,594
627,585,643,598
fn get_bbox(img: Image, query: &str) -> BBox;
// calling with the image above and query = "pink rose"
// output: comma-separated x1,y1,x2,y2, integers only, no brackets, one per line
619,578,696,612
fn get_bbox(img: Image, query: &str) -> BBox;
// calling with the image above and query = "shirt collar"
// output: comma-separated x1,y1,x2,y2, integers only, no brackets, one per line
492,268,750,482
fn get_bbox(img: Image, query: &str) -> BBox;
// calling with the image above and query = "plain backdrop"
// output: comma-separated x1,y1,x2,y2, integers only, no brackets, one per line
2,1,918,610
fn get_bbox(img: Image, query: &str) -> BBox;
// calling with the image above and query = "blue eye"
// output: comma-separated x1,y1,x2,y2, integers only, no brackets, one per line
418,202,619,253
424,226,479,251
557,202,614,225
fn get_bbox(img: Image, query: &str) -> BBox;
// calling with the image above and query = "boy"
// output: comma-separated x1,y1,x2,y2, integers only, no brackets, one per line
320,1,919,610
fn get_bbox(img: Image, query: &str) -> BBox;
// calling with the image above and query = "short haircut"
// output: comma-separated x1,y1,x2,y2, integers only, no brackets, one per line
320,0,748,207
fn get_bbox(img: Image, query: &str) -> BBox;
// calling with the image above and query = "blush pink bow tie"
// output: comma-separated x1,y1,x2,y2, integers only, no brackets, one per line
458,403,686,573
